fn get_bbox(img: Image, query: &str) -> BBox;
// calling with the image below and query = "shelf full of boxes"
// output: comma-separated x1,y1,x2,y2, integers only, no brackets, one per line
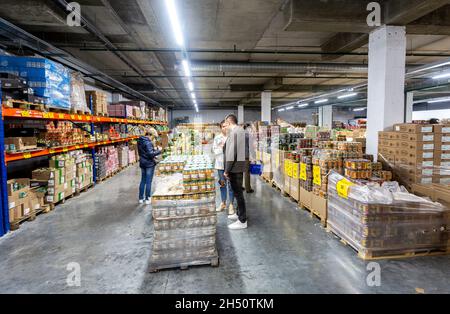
252,121,450,260
0,55,169,237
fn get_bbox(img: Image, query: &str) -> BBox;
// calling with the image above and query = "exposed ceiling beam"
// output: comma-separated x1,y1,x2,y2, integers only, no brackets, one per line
230,84,352,93
317,0,450,60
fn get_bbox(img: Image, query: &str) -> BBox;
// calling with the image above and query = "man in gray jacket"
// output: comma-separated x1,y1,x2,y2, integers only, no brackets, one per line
224,114,249,230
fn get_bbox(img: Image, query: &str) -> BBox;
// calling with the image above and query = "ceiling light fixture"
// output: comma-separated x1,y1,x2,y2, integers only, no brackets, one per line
315,99,328,104
278,108,285,112
188,81,194,91
182,59,191,77
338,93,358,99
419,61,450,72
191,92,196,99
353,107,366,112
297,103,309,108
432,72,450,80
286,106,294,110
165,0,184,47
428,98,450,104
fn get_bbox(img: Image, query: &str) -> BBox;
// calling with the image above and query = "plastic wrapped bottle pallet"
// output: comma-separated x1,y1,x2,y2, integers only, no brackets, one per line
327,171,450,260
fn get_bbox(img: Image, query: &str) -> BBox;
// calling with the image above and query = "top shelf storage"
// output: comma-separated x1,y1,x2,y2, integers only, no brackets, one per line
1,106,168,125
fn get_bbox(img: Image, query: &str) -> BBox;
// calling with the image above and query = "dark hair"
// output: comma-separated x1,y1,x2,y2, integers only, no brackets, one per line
225,114,238,125
220,120,226,127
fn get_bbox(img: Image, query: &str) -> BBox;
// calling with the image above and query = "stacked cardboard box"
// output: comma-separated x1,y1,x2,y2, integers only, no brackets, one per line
433,124,450,185
5,137,37,152
76,157,94,191
379,124,439,187
7,179,31,222
118,145,129,168
85,91,108,116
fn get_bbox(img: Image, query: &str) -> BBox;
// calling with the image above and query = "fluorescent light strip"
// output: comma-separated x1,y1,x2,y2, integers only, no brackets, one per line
432,72,450,80
191,92,196,99
353,107,366,112
286,106,294,110
188,81,194,91
428,98,450,104
315,99,328,104
338,93,357,99
278,108,285,112
165,0,184,47
182,59,191,77
298,103,309,108
419,61,450,73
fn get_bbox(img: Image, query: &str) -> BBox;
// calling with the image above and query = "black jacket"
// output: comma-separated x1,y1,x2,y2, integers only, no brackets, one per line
138,136,161,168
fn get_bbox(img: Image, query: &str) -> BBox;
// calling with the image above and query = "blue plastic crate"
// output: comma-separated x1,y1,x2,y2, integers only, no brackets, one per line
249,163,262,175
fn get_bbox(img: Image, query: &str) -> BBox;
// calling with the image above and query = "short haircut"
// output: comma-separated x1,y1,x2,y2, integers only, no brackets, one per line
220,120,226,127
225,114,238,124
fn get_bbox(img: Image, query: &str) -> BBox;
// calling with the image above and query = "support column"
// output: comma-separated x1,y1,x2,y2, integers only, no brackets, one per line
261,91,271,122
321,105,333,129
366,26,406,158
405,92,414,123
238,105,244,124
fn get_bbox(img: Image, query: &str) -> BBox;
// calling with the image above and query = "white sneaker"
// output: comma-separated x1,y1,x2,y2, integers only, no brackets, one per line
139,199,144,204
216,203,226,212
145,198,151,205
228,213,238,220
228,220,248,230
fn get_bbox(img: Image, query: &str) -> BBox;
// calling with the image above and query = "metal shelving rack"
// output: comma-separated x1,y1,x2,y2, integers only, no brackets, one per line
0,88,168,237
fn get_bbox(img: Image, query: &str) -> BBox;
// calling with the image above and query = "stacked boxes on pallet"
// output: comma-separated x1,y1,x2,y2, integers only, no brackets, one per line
70,72,90,113
7,178,46,223
118,145,129,168
0,55,71,110
327,171,450,260
85,91,108,116
96,146,119,180
150,155,218,270
72,151,94,191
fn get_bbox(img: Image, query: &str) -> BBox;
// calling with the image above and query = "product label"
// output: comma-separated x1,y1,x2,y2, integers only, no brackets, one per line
292,163,299,179
423,144,434,150
422,161,434,167
313,165,321,186
299,163,307,181
421,178,432,184
8,202,15,209
442,127,450,133
442,145,450,150
336,178,355,199
23,207,31,216
440,161,450,167
439,177,450,184
421,127,433,132
442,153,450,159
395,126,400,131
442,136,450,142
423,152,434,158
422,169,433,176
423,135,434,141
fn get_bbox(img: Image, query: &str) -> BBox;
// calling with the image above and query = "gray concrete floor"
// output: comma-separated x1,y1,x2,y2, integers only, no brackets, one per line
0,164,449,294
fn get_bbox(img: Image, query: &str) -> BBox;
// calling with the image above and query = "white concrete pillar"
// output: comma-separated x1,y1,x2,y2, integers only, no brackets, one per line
405,92,414,123
261,91,271,122
322,105,333,129
238,105,244,124
366,26,406,158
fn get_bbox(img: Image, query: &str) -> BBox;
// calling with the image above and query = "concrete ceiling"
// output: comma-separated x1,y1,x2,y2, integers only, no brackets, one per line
0,0,449,109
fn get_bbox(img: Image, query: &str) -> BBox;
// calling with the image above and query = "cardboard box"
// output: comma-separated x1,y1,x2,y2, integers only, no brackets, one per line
396,148,434,159
32,168,65,186
311,194,327,225
434,133,450,143
289,178,300,201
433,176,450,185
49,159,65,169
299,187,312,209
393,123,433,133
398,141,435,151
395,155,434,168
7,178,30,197
9,204,24,222
397,133,434,142
284,174,290,195
436,142,450,151
432,125,450,134
46,191,65,203
4,137,37,151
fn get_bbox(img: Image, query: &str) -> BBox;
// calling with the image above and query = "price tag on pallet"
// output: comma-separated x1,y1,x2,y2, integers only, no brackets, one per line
336,178,355,199
21,110,31,117
23,152,32,159
299,163,307,181
313,165,321,186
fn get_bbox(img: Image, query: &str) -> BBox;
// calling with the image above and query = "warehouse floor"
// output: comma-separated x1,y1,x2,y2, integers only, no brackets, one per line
0,165,449,294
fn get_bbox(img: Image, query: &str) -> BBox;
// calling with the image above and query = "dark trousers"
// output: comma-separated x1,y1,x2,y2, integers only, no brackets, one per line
229,172,247,223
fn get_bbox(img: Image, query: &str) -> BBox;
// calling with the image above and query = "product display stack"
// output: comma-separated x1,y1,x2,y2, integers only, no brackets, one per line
85,90,108,116
150,155,219,271
327,171,450,260
117,145,129,168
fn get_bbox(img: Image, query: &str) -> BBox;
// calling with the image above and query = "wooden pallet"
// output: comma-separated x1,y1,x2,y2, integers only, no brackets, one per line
271,180,283,193
94,112,108,117
327,224,450,261
4,99,45,111
75,183,94,196
10,204,52,231
149,253,219,273
48,192,76,210
70,109,89,115
310,208,327,227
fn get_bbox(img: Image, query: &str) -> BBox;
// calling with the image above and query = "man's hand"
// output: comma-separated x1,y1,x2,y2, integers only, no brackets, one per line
224,172,229,180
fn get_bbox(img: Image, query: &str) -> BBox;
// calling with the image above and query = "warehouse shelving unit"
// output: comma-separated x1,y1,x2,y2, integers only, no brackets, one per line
0,93,168,236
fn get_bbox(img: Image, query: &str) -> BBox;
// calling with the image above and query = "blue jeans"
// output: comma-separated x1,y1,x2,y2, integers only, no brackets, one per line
139,166,155,200
217,170,234,205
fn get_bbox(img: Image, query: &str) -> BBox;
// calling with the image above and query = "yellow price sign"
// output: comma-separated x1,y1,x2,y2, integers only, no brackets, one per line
313,165,321,186
21,110,31,117
336,178,355,199
48,112,54,118
23,152,32,159
75,145,80,149
84,144,89,148
77,115,83,120
59,113,65,119
70,114,75,120
96,117,100,122
284,159,291,177
62,148,69,153
42,112,49,118
49,148,56,154
299,163,307,181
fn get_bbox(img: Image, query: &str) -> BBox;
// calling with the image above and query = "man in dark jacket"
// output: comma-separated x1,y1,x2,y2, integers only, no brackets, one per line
224,114,249,230
137,131,161,204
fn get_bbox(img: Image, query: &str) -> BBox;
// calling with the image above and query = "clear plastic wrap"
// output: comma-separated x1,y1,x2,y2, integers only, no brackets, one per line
327,171,450,258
